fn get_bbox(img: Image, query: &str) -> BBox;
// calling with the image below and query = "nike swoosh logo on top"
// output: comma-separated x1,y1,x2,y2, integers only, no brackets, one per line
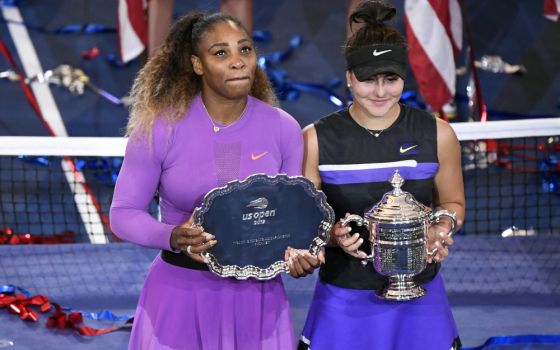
251,151,269,160
399,145,418,154
373,49,392,56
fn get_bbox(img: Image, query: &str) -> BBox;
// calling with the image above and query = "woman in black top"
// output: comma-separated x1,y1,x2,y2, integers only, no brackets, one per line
299,1,465,349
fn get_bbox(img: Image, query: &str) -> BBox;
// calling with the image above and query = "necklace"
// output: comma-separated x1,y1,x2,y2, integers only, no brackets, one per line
349,103,400,139
365,128,384,137
348,105,387,138
202,101,247,133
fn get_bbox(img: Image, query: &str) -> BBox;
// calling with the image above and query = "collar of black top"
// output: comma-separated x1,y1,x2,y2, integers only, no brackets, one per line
345,44,407,81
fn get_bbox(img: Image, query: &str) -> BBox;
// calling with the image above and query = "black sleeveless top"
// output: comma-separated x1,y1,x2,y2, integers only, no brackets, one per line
316,104,441,290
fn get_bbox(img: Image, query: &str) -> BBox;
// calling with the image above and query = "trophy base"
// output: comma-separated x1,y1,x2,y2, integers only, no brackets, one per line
377,275,427,301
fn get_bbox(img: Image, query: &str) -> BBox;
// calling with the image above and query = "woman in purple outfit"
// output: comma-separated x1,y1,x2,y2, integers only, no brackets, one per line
299,1,465,349
110,11,319,350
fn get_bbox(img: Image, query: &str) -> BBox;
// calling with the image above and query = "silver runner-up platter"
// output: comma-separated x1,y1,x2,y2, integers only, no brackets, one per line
340,170,457,301
193,174,334,280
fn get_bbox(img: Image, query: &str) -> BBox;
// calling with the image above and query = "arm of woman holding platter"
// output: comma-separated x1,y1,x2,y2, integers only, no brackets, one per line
110,129,177,251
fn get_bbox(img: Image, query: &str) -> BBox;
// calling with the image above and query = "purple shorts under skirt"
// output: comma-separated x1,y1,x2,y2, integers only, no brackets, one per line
299,274,459,350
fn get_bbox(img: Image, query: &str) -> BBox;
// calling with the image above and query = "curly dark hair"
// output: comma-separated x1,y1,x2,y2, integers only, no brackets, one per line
127,12,277,135
344,0,407,56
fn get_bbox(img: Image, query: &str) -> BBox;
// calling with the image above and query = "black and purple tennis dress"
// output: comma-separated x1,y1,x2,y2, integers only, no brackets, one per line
299,105,460,350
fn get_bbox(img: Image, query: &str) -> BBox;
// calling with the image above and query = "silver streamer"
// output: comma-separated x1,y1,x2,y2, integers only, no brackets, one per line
0,65,127,106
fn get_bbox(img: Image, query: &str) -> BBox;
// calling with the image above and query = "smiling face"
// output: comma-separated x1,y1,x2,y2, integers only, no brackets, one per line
347,71,404,120
191,20,257,101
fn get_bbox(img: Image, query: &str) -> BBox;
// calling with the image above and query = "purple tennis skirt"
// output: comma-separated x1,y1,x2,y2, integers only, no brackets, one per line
128,255,295,350
300,274,459,350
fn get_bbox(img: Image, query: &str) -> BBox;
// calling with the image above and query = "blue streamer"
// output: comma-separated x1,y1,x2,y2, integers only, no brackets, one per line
55,23,115,34
540,154,560,194
266,35,302,63
83,24,114,34
463,334,560,350
1,284,132,321
55,24,83,34
400,90,427,109
256,33,349,108
256,33,451,109
0,17,115,34
252,30,272,44
74,156,122,186
0,284,32,297
288,81,344,107
106,54,134,68
17,155,122,186
0,284,15,293
61,307,131,322
18,155,49,166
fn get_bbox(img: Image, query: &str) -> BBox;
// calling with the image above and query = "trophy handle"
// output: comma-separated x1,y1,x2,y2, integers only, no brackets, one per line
427,210,457,256
339,215,373,265
340,214,366,228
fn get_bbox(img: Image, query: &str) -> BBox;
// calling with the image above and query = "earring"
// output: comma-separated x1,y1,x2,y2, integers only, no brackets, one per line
347,83,351,88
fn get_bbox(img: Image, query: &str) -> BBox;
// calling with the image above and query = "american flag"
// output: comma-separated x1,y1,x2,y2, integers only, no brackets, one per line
404,0,462,113
117,0,148,63
544,0,560,22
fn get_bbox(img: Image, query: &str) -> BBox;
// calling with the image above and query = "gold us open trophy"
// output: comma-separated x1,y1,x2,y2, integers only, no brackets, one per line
341,170,457,301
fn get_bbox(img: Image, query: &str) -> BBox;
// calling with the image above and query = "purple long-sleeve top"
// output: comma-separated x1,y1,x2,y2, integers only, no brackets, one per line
110,95,304,249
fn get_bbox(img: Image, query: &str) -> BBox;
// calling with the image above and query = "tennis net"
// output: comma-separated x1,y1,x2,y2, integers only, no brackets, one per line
0,118,559,244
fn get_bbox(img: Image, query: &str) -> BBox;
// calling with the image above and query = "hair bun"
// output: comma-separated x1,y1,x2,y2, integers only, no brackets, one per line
350,0,397,28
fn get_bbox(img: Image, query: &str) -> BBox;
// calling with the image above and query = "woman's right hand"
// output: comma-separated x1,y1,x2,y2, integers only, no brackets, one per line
332,215,367,259
170,214,217,263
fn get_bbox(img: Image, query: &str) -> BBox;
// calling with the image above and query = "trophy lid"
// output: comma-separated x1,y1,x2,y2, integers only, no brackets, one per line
365,170,432,222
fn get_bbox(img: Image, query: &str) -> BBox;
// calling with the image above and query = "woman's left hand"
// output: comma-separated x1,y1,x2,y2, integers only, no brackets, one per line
426,223,454,263
284,247,324,278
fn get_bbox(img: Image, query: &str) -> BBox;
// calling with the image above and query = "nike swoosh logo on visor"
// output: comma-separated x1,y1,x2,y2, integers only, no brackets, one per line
399,145,418,154
373,49,392,56
251,151,269,160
